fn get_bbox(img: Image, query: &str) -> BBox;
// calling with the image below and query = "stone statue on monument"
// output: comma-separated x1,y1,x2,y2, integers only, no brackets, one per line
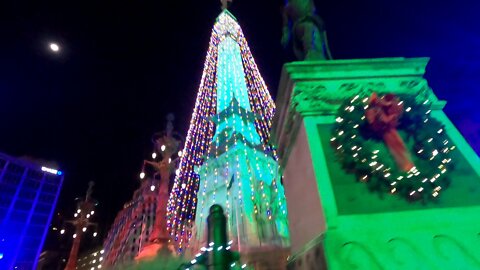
282,0,332,60
221,0,233,10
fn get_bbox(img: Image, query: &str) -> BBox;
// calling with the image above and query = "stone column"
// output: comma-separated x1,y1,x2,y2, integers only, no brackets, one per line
273,58,480,270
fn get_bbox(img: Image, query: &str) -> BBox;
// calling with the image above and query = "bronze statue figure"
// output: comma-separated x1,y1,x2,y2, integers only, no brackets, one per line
221,0,233,10
282,0,332,61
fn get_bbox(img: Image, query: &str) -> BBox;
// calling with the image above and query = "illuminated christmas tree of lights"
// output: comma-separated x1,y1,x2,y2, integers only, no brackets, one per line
167,10,290,253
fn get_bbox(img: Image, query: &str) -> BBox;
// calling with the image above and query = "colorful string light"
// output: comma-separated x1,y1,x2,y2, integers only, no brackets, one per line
167,10,289,252
331,94,454,201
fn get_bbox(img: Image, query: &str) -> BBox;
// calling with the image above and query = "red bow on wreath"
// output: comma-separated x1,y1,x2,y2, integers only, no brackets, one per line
365,93,415,172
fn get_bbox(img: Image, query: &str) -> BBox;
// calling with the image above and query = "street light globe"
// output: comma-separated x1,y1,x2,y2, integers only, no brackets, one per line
49,43,60,52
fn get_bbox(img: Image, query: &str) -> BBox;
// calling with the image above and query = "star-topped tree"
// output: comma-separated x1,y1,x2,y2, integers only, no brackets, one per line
167,9,289,253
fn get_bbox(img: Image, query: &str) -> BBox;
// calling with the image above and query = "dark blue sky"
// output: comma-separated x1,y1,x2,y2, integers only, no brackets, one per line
0,0,478,248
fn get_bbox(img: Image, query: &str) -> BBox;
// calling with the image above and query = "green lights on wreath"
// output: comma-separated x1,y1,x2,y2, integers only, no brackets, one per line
331,93,455,201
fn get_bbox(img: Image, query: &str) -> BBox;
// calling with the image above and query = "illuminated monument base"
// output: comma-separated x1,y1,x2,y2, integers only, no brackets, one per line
273,58,480,269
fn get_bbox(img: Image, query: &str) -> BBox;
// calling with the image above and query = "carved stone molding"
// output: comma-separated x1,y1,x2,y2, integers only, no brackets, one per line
272,57,443,169
288,230,480,269
290,79,438,115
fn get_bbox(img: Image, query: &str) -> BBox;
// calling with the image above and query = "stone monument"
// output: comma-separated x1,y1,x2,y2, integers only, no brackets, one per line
273,58,480,269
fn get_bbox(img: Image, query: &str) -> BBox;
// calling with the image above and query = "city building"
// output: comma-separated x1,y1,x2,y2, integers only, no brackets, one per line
102,124,180,268
0,152,64,270
36,250,65,270
101,177,158,268
75,246,104,270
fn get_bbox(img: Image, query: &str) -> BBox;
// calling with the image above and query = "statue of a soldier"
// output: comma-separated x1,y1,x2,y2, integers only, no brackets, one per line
282,0,332,60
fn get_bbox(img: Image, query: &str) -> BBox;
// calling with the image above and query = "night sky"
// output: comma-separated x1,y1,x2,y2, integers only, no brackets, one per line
0,0,479,250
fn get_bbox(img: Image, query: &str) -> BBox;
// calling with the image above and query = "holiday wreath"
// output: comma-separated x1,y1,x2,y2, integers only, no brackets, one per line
330,93,455,202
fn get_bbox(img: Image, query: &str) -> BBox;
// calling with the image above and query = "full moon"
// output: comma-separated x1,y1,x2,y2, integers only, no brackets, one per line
49,43,60,52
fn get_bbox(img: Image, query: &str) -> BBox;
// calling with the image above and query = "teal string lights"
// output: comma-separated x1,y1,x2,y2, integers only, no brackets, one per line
167,10,289,253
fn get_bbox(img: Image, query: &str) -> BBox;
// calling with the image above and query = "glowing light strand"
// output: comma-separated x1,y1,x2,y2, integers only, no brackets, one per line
331,94,454,201
167,11,288,251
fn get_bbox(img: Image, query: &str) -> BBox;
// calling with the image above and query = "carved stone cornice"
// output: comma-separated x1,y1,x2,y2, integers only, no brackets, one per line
291,78,440,115
282,57,430,81
272,57,445,167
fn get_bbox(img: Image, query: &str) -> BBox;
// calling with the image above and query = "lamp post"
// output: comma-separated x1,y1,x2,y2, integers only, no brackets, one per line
179,205,241,270
136,114,182,260
63,181,98,270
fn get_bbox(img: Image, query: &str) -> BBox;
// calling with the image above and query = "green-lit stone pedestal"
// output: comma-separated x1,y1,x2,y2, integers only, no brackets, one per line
273,58,480,269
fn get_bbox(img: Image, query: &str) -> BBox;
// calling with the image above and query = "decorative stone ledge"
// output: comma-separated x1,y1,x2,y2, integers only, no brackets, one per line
273,58,445,167
273,57,480,270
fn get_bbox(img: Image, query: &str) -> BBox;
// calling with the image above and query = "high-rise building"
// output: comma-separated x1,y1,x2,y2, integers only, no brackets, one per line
167,10,290,266
75,246,104,270
0,152,64,270
36,250,63,270
102,123,180,268
101,177,158,268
